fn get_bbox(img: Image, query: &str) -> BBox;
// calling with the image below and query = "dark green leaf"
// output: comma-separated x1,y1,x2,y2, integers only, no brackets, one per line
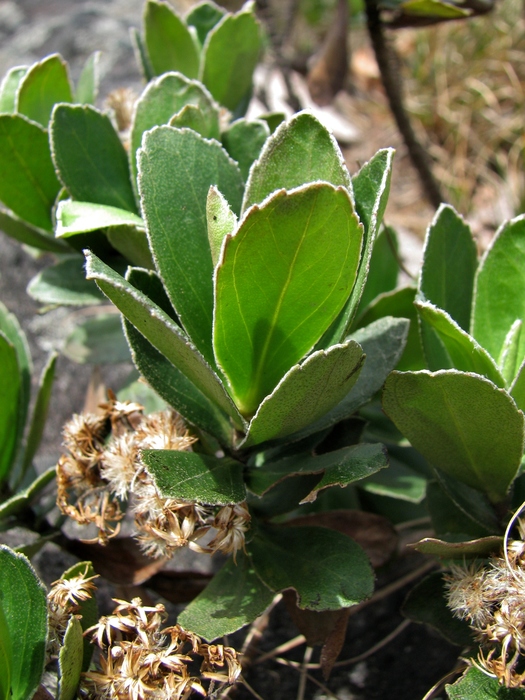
359,455,427,503
214,183,363,416
259,112,286,133
412,535,503,558
0,335,21,486
16,54,73,127
243,112,351,213
75,51,100,105
61,561,99,672
446,665,525,699
415,300,504,385
142,449,246,505
433,468,500,534
130,27,154,82
185,1,226,45
0,597,12,700
0,467,55,522
51,104,137,213
0,208,69,253
356,226,399,315
0,114,60,231
248,525,374,610
419,204,477,330
168,103,220,140
144,0,200,78
57,617,83,700
201,6,262,112
426,480,495,538
138,125,243,364
63,313,131,364
85,252,245,429
130,72,220,188
0,546,47,700
206,186,236,267
0,66,27,113
402,572,473,646
21,353,56,477
27,256,105,306
383,370,525,502
221,118,270,181
178,551,274,640
107,227,154,269
242,341,365,446
472,215,525,365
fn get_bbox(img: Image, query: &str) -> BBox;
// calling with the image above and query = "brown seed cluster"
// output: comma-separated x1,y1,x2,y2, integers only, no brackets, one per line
57,393,250,559
82,598,242,700
445,518,525,687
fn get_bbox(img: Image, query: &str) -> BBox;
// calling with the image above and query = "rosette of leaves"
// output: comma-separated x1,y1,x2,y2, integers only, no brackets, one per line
83,108,410,641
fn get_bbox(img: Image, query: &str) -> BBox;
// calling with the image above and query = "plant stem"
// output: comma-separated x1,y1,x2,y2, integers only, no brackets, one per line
364,0,444,208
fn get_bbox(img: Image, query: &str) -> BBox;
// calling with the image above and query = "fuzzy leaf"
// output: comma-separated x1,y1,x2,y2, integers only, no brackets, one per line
0,335,21,486
16,54,73,127
0,546,47,700
499,320,522,385
472,215,525,364
356,226,399,314
51,104,137,213
60,561,99,672
0,66,27,112
27,256,105,307
75,51,100,105
144,0,200,78
510,357,525,411
383,370,525,502
169,103,220,140
206,186,236,267
248,525,374,611
201,6,261,112
0,599,12,700
243,111,351,213
221,118,270,180
178,552,274,641
138,125,243,364
85,253,245,429
130,72,219,187
214,183,363,416
446,665,525,699
0,114,60,231
186,1,226,44
0,209,69,253
0,467,55,522
21,353,57,477
142,449,246,505
242,341,365,446
56,200,144,238
57,617,83,700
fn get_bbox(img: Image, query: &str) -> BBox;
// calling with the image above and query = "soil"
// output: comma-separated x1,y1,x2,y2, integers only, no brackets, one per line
0,1,461,698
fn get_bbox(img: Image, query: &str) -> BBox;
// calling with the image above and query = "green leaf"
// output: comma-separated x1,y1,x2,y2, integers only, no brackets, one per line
248,525,374,610
16,54,73,127
0,66,27,113
247,443,388,500
0,335,21,486
51,104,137,213
510,357,525,411
201,5,262,112
402,572,473,646
107,227,154,269
214,183,363,416
472,215,525,364
56,200,144,237
419,204,477,331
0,597,12,700
286,317,410,443
415,301,504,385
243,111,352,213
60,561,99,672
138,125,243,363
446,665,525,699
130,72,220,188
142,449,246,505
169,103,220,140
355,286,425,371
259,112,286,133
186,1,226,45
0,546,47,700
221,118,270,181
356,226,399,315
412,535,503,558
75,51,100,105
426,480,494,538
130,27,154,82
499,320,522,385
0,114,61,231
401,0,470,18
63,313,131,364
178,551,274,641
0,467,55,522
382,370,525,502
206,186,237,267
21,353,56,478
27,256,105,306
359,455,427,503
0,208,69,253
144,0,200,78
242,340,365,446
85,252,245,430
432,468,500,534
57,617,83,700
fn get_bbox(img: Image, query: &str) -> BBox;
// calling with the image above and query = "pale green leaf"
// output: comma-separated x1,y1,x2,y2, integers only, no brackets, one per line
144,0,200,78
0,114,61,231
178,552,274,641
57,617,83,700
51,104,137,213
169,102,220,140
138,125,243,363
27,256,105,306
243,111,352,213
0,66,27,113
221,118,270,180
214,183,363,416
401,0,470,18
499,320,522,385
16,54,73,127
56,200,144,237
382,369,525,502
242,340,365,447
142,449,246,505
60,561,98,672
201,5,262,112
206,185,237,267
0,546,47,700
75,52,100,105
248,525,374,610
510,357,525,411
